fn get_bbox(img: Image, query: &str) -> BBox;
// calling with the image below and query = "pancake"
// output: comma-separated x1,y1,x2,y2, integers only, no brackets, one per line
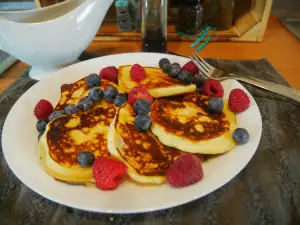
150,92,237,154
55,77,119,111
118,65,196,98
108,103,184,184
39,77,122,184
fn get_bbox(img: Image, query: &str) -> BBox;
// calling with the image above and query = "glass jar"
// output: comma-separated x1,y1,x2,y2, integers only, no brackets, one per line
141,0,168,53
178,0,203,35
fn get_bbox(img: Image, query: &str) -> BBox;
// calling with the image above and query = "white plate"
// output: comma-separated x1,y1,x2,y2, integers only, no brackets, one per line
2,53,262,214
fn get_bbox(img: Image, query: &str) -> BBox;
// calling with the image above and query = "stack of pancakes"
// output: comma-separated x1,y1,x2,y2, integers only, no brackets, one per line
39,65,236,185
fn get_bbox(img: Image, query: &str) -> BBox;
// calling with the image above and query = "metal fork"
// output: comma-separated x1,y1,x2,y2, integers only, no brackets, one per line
190,53,300,104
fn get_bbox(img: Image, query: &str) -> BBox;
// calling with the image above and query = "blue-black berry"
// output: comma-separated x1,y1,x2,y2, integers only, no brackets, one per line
207,97,224,113
134,114,152,131
168,63,181,77
177,71,193,84
134,99,151,115
36,120,48,133
86,74,101,88
64,104,80,115
104,86,118,102
48,111,65,121
114,93,127,107
77,151,95,167
88,87,103,102
159,58,171,73
77,97,93,112
192,74,206,87
233,128,249,145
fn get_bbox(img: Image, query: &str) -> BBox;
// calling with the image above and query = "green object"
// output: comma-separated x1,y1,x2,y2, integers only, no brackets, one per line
176,26,216,52
115,0,129,7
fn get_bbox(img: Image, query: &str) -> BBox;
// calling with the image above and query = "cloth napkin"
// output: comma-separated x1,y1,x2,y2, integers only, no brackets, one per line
0,58,299,225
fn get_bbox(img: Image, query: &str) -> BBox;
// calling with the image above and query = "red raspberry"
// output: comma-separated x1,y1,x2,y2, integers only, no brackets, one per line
93,157,128,190
34,99,53,120
182,61,199,75
130,64,147,82
203,79,224,97
167,154,203,188
229,88,250,113
99,66,118,83
128,86,153,105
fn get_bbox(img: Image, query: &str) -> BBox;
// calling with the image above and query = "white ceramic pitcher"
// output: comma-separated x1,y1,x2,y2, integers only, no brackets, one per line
0,0,113,80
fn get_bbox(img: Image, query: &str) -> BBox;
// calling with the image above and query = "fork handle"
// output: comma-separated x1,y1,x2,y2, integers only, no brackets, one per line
229,74,300,104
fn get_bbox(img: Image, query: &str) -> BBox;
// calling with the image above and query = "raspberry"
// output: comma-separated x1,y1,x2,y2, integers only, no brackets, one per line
99,66,118,83
203,79,224,97
182,61,199,75
34,99,53,120
128,86,153,105
93,157,127,190
167,154,203,188
228,88,250,113
130,64,146,82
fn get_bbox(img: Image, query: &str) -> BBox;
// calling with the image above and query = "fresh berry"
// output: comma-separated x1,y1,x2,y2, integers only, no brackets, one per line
128,86,153,105
232,128,249,145
177,71,193,84
38,130,44,141
130,64,146,82
88,87,103,102
86,73,101,88
159,58,171,73
48,111,65,121
34,99,54,120
182,61,199,75
77,97,93,111
77,151,95,167
168,63,181,77
203,79,224,97
99,66,118,83
93,157,127,190
114,93,128,107
36,120,48,133
133,99,151,115
104,86,118,102
134,114,152,131
167,154,203,188
207,97,224,113
192,74,206,87
228,88,250,113
64,104,80,115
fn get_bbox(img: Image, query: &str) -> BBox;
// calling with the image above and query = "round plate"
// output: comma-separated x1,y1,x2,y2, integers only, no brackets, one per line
2,53,262,214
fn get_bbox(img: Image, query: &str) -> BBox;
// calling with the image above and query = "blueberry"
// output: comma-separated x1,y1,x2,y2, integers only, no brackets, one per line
77,97,93,112
134,99,151,115
36,120,48,133
159,58,171,73
88,87,103,102
134,114,152,131
77,151,95,167
64,104,80,115
86,73,101,88
114,93,128,107
104,86,118,102
168,63,181,77
233,128,249,145
177,71,193,84
192,74,206,87
48,111,65,121
207,97,224,113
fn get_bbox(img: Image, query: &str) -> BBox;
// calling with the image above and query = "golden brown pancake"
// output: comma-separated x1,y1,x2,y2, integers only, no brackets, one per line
118,65,196,98
151,92,237,154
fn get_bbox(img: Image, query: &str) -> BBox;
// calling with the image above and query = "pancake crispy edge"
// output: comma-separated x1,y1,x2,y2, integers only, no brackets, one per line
150,93,237,154
118,65,196,98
